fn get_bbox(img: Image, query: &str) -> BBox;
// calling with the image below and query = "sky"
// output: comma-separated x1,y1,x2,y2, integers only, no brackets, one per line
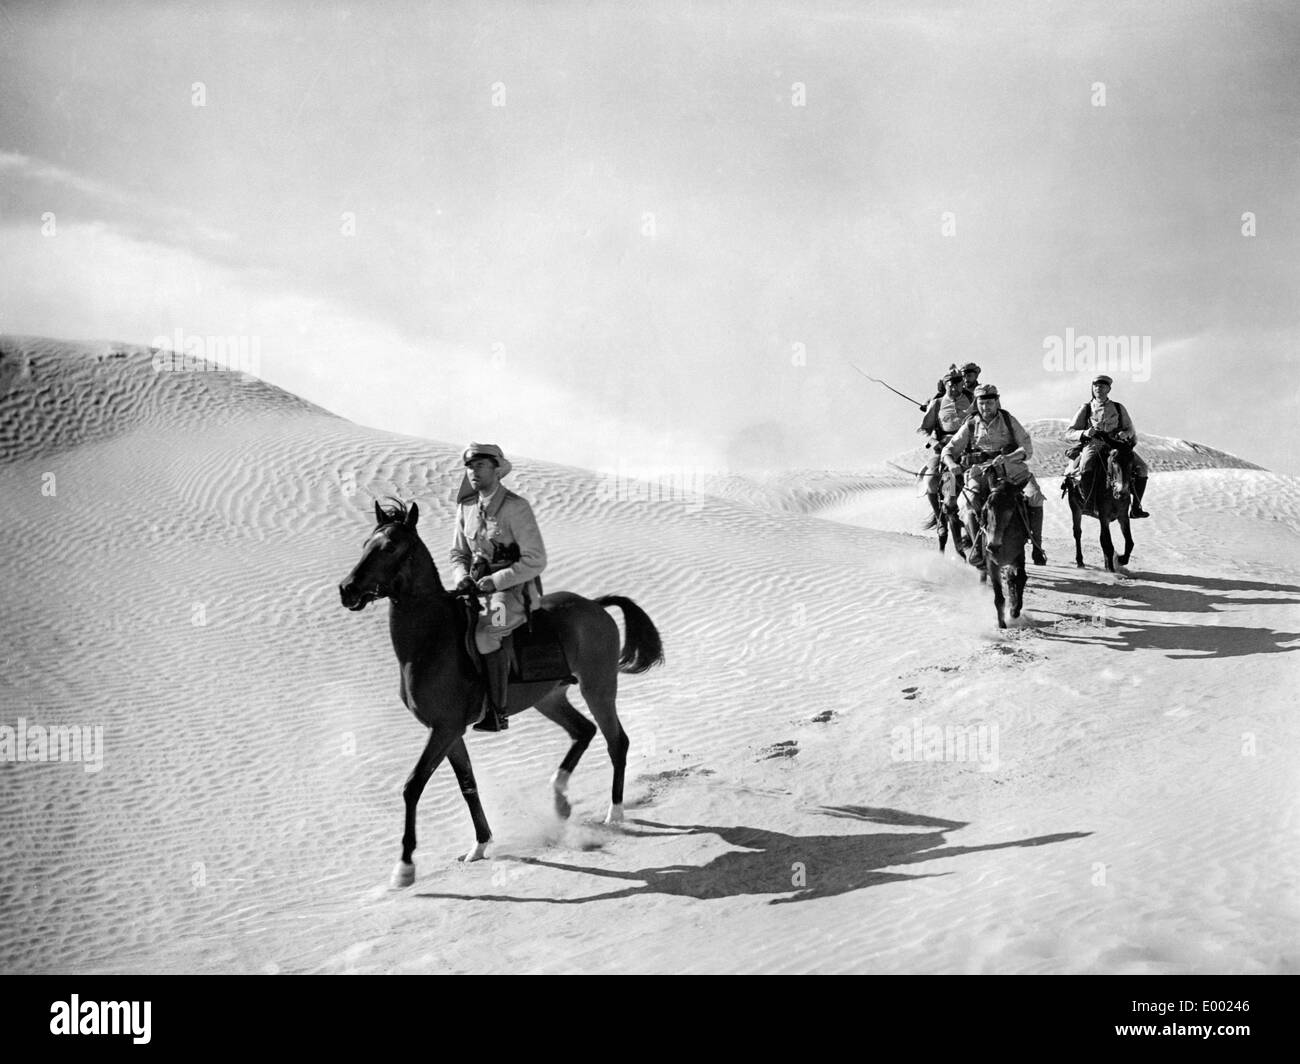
1,0,1298,474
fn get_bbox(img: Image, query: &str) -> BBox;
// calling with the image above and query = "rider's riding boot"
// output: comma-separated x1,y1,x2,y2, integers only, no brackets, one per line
473,648,511,732
1029,505,1047,565
927,492,943,529
1130,476,1150,519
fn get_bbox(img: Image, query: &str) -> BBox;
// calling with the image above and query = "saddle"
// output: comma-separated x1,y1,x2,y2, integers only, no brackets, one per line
460,594,576,686
1061,439,1130,518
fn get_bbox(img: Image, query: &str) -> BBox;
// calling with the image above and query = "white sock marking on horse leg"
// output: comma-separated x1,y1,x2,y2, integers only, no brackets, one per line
389,860,415,889
605,803,624,825
551,769,571,795
464,839,490,863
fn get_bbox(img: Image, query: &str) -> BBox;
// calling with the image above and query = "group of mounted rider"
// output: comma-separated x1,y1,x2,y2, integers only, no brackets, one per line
342,384,1156,877
917,362,1150,569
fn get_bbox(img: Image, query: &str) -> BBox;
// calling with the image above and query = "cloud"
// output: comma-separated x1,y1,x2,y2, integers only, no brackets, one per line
0,151,237,248
0,220,721,471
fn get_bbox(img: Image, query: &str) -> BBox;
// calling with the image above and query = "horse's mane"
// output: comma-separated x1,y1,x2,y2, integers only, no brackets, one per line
376,496,413,527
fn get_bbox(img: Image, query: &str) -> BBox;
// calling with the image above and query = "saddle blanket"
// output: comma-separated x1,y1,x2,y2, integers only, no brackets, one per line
507,610,576,684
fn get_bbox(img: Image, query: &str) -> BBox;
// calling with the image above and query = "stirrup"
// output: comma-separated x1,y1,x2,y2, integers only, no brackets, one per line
473,701,508,732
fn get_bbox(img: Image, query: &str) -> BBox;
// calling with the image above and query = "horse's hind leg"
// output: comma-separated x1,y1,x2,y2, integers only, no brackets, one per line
1099,511,1116,572
446,737,492,862
580,677,629,825
534,686,598,819
1071,498,1085,567
927,492,947,552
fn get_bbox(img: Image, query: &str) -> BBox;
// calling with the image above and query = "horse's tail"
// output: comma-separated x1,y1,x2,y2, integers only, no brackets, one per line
596,596,665,674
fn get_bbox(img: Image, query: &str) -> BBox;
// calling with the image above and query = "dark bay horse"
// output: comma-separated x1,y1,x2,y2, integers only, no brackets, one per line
338,500,664,888
1063,433,1134,571
965,460,1029,628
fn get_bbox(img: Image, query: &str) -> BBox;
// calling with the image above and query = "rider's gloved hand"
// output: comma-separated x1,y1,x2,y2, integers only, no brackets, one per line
454,577,476,596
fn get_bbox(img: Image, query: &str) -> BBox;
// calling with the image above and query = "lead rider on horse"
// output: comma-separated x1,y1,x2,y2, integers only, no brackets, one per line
449,443,547,732
941,383,1048,566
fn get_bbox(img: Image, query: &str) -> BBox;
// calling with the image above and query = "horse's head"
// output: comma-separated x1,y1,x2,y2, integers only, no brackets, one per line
339,499,425,611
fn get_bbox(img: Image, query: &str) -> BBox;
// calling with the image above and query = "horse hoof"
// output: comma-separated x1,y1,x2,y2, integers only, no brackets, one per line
463,840,490,863
1076,561,1085,569
551,769,573,819
389,860,415,890
605,804,624,825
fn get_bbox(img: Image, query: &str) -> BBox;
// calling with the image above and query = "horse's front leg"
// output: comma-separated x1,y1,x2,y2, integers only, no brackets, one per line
1012,559,1027,618
947,507,965,559
1117,509,1133,566
1098,501,1116,572
393,725,459,888
990,560,1006,627
446,737,493,862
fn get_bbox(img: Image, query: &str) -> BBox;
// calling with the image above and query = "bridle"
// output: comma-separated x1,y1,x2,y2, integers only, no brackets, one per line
356,522,417,604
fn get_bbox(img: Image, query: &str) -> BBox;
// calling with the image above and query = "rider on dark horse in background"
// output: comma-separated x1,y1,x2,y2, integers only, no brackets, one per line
918,367,974,528
1064,375,1151,519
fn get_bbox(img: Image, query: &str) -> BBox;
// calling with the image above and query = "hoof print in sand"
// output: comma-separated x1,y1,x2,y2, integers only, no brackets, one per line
809,710,834,723
759,740,799,760
901,686,919,700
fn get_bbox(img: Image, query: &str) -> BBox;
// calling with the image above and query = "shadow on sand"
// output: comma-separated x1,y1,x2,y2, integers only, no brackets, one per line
1042,570,1300,616
1037,570,1300,659
416,806,1090,905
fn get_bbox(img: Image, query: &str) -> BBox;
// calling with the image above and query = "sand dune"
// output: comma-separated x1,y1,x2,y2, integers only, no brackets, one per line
1,336,1296,974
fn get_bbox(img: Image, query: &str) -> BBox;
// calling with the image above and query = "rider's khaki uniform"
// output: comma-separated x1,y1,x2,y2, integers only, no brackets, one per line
1066,399,1150,480
449,486,547,654
941,408,1044,521
919,392,974,498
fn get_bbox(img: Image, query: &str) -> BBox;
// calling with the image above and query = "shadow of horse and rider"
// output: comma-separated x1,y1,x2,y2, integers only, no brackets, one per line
416,806,1090,906
1036,569,1300,659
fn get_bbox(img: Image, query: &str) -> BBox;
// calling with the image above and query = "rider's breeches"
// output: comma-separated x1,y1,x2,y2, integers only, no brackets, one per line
474,587,527,654
1080,443,1148,479
1078,444,1106,481
921,448,949,497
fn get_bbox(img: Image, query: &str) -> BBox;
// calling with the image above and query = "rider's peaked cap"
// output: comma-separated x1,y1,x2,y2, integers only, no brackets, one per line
960,361,982,374
943,367,964,383
1092,374,1114,386
973,383,999,398
462,442,513,478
